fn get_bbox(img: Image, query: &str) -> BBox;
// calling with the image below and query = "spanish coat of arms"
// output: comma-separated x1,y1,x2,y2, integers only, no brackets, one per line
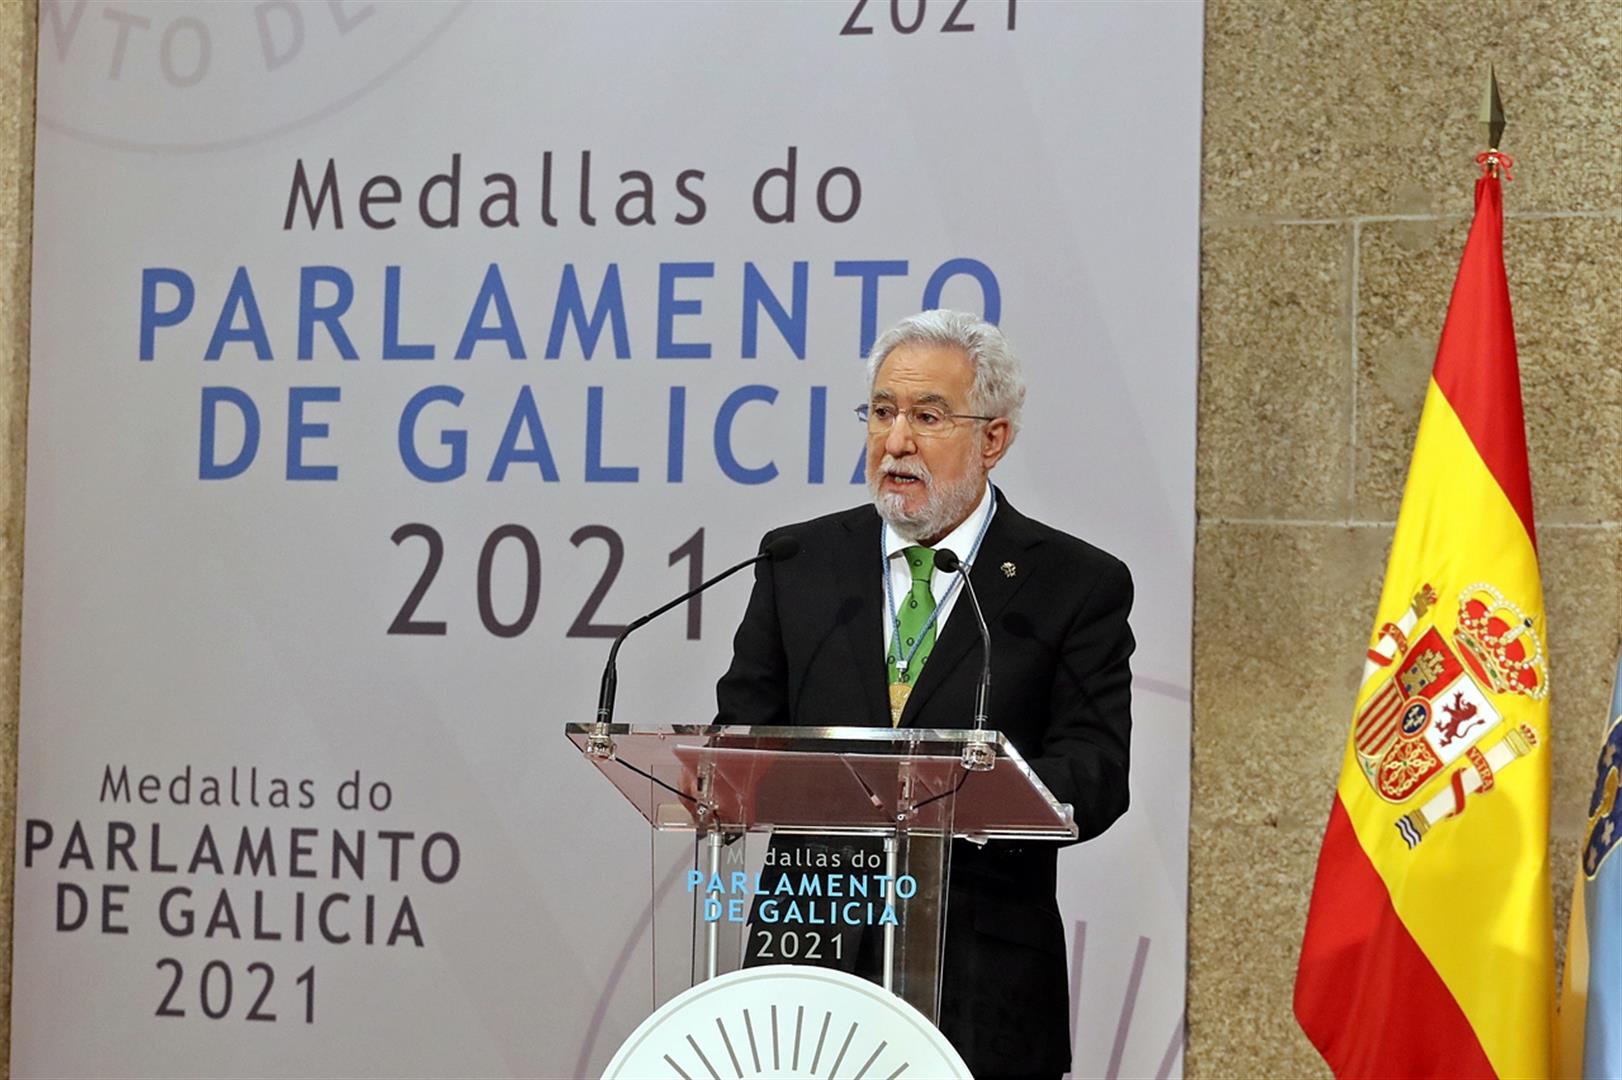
1354,582,1546,848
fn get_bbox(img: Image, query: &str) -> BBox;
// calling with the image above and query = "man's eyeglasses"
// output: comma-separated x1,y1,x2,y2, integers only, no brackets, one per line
856,402,996,438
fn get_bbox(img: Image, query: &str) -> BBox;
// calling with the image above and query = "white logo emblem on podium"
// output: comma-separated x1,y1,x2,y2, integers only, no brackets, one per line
604,965,969,1079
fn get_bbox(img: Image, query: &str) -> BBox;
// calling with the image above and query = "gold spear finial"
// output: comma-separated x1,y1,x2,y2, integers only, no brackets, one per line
1481,66,1506,151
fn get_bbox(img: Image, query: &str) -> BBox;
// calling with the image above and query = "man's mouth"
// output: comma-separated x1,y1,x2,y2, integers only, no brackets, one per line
873,456,931,494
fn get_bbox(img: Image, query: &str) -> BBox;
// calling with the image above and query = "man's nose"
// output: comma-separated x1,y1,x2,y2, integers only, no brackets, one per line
884,415,917,456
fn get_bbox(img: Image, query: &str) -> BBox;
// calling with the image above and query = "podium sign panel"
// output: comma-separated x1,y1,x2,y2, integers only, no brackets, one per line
567,725,1076,1024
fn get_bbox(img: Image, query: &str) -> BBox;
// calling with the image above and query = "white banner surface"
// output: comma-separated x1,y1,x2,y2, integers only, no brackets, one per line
15,2,1201,1076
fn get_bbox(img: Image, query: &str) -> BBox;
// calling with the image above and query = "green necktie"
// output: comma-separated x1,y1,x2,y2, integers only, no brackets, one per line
888,545,938,688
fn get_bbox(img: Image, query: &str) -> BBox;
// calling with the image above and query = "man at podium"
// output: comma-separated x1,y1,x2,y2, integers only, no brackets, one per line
716,310,1136,1078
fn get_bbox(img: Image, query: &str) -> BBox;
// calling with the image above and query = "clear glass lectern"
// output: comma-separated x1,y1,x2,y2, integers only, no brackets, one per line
566,724,1078,1024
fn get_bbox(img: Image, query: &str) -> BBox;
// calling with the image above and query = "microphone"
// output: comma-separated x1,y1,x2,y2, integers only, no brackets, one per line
934,548,996,770
585,535,801,757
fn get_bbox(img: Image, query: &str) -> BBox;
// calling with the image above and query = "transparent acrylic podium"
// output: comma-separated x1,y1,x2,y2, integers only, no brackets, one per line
566,724,1078,1025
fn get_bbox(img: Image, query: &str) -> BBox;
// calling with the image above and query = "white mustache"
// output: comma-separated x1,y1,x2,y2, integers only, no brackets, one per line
879,456,931,484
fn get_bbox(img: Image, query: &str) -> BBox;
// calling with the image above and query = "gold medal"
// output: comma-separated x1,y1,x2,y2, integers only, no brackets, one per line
888,681,911,726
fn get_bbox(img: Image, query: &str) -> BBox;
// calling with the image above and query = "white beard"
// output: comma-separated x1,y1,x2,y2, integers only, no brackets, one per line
868,456,986,543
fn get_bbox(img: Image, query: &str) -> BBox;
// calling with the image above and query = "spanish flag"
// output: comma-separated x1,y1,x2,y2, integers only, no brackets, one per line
1295,166,1553,1078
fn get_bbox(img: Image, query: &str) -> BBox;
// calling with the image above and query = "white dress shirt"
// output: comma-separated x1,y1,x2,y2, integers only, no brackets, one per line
880,481,996,660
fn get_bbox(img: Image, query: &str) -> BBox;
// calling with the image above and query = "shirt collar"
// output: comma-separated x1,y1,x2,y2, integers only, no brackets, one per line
882,480,995,561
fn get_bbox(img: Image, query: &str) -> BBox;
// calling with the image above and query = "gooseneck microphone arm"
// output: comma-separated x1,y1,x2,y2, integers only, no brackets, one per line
587,535,801,755
933,547,991,732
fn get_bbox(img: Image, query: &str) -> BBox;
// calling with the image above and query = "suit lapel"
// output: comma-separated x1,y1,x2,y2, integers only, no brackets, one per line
900,494,1043,727
834,508,892,728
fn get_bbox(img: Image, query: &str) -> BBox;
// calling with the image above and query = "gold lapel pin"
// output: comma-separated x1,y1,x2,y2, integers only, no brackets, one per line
1001,562,1017,578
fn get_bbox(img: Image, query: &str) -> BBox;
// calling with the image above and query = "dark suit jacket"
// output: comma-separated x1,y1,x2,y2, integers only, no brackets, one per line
716,492,1134,1076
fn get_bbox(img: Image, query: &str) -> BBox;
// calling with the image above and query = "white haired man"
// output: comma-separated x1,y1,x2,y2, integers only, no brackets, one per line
717,310,1135,1078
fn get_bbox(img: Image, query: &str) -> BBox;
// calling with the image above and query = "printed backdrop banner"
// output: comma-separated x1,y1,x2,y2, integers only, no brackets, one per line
15,2,1201,1076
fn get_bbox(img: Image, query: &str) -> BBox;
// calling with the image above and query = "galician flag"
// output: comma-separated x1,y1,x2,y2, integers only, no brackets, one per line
1555,647,1622,1078
1294,163,1553,1078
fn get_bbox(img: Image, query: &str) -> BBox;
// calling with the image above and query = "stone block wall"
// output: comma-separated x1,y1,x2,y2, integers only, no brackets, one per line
0,2,34,1070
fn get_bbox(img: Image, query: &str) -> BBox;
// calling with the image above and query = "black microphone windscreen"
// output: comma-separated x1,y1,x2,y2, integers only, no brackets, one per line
933,548,962,573
764,535,802,562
